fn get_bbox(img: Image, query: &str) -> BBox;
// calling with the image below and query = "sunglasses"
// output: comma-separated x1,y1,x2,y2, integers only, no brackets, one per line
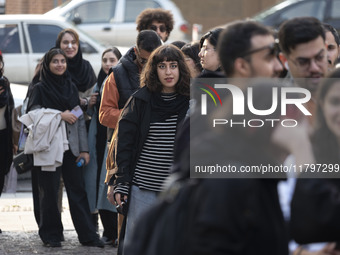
149,24,166,33
241,42,280,58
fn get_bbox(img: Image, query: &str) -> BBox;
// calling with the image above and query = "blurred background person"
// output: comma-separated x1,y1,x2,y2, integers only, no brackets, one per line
181,41,202,78
291,68,340,254
198,28,223,75
323,23,340,71
0,52,14,199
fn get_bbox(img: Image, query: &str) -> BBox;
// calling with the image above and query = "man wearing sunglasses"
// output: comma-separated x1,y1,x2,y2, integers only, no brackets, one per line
217,20,283,80
278,17,327,98
136,8,174,42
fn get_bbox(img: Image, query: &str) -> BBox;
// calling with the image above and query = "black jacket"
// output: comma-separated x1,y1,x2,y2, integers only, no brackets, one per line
111,47,140,109
111,87,189,186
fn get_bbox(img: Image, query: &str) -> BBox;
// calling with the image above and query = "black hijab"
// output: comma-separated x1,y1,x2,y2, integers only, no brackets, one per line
28,48,80,112
0,76,10,108
56,38,96,92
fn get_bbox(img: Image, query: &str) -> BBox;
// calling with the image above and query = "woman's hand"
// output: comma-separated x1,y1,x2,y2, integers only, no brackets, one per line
114,192,128,207
60,110,78,124
88,93,98,109
77,152,90,165
107,185,116,205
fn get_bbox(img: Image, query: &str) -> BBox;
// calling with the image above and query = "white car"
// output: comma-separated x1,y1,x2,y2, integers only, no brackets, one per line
0,14,128,84
45,0,190,46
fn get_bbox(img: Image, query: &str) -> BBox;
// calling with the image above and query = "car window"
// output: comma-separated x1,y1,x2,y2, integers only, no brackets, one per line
330,0,340,18
280,0,326,21
66,0,116,23
80,40,97,54
27,24,63,53
124,0,161,22
0,24,21,53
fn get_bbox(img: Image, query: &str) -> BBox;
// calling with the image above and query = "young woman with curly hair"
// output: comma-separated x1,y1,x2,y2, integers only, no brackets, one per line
110,44,190,252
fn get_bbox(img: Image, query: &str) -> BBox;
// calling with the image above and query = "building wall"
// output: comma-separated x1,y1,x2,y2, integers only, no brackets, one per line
172,0,282,32
5,0,282,32
5,0,65,14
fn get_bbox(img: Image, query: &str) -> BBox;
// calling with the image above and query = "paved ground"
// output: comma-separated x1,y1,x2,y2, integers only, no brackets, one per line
0,177,118,255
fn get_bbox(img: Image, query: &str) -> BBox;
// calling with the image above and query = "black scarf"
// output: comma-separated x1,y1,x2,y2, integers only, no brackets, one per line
96,67,107,110
0,76,9,108
66,47,96,92
28,52,79,112
150,92,189,123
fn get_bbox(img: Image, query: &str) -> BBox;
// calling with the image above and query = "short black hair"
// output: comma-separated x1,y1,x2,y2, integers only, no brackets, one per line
217,20,273,76
199,28,223,49
323,23,340,46
278,17,325,55
136,30,163,52
181,41,202,72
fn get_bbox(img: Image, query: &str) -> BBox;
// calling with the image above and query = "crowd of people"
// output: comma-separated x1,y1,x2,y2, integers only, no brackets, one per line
1,6,340,255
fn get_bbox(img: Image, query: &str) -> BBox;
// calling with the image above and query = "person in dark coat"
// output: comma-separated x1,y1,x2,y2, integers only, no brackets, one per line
0,52,14,197
291,68,340,252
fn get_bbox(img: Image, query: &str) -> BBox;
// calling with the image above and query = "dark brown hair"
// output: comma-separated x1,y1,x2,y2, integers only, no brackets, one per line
140,44,190,96
101,47,122,60
55,28,80,48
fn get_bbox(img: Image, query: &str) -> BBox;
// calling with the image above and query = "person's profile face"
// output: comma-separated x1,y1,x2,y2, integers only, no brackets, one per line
198,39,219,72
246,35,283,78
325,31,340,70
322,82,340,141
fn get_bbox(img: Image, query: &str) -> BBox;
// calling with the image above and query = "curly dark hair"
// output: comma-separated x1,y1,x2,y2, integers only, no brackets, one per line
140,44,190,96
136,8,174,35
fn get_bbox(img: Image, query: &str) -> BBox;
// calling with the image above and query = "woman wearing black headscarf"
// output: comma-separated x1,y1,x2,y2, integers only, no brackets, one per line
55,28,97,112
0,52,14,198
27,48,103,248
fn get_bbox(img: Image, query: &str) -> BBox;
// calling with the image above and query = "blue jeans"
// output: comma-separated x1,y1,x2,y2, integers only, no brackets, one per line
123,185,157,252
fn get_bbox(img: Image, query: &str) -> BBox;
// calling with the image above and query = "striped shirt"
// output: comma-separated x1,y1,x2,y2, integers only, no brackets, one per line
115,93,179,195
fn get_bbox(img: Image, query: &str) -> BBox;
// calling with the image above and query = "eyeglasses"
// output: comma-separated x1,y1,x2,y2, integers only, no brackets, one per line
241,42,280,58
200,45,216,54
149,24,166,33
288,49,326,71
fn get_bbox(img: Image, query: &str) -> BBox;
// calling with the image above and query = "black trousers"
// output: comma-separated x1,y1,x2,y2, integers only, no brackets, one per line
38,150,98,243
99,209,118,240
0,129,8,196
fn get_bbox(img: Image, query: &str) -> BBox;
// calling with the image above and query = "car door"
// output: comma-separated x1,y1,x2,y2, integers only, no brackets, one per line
260,0,327,29
65,0,118,46
0,22,30,84
324,0,340,32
